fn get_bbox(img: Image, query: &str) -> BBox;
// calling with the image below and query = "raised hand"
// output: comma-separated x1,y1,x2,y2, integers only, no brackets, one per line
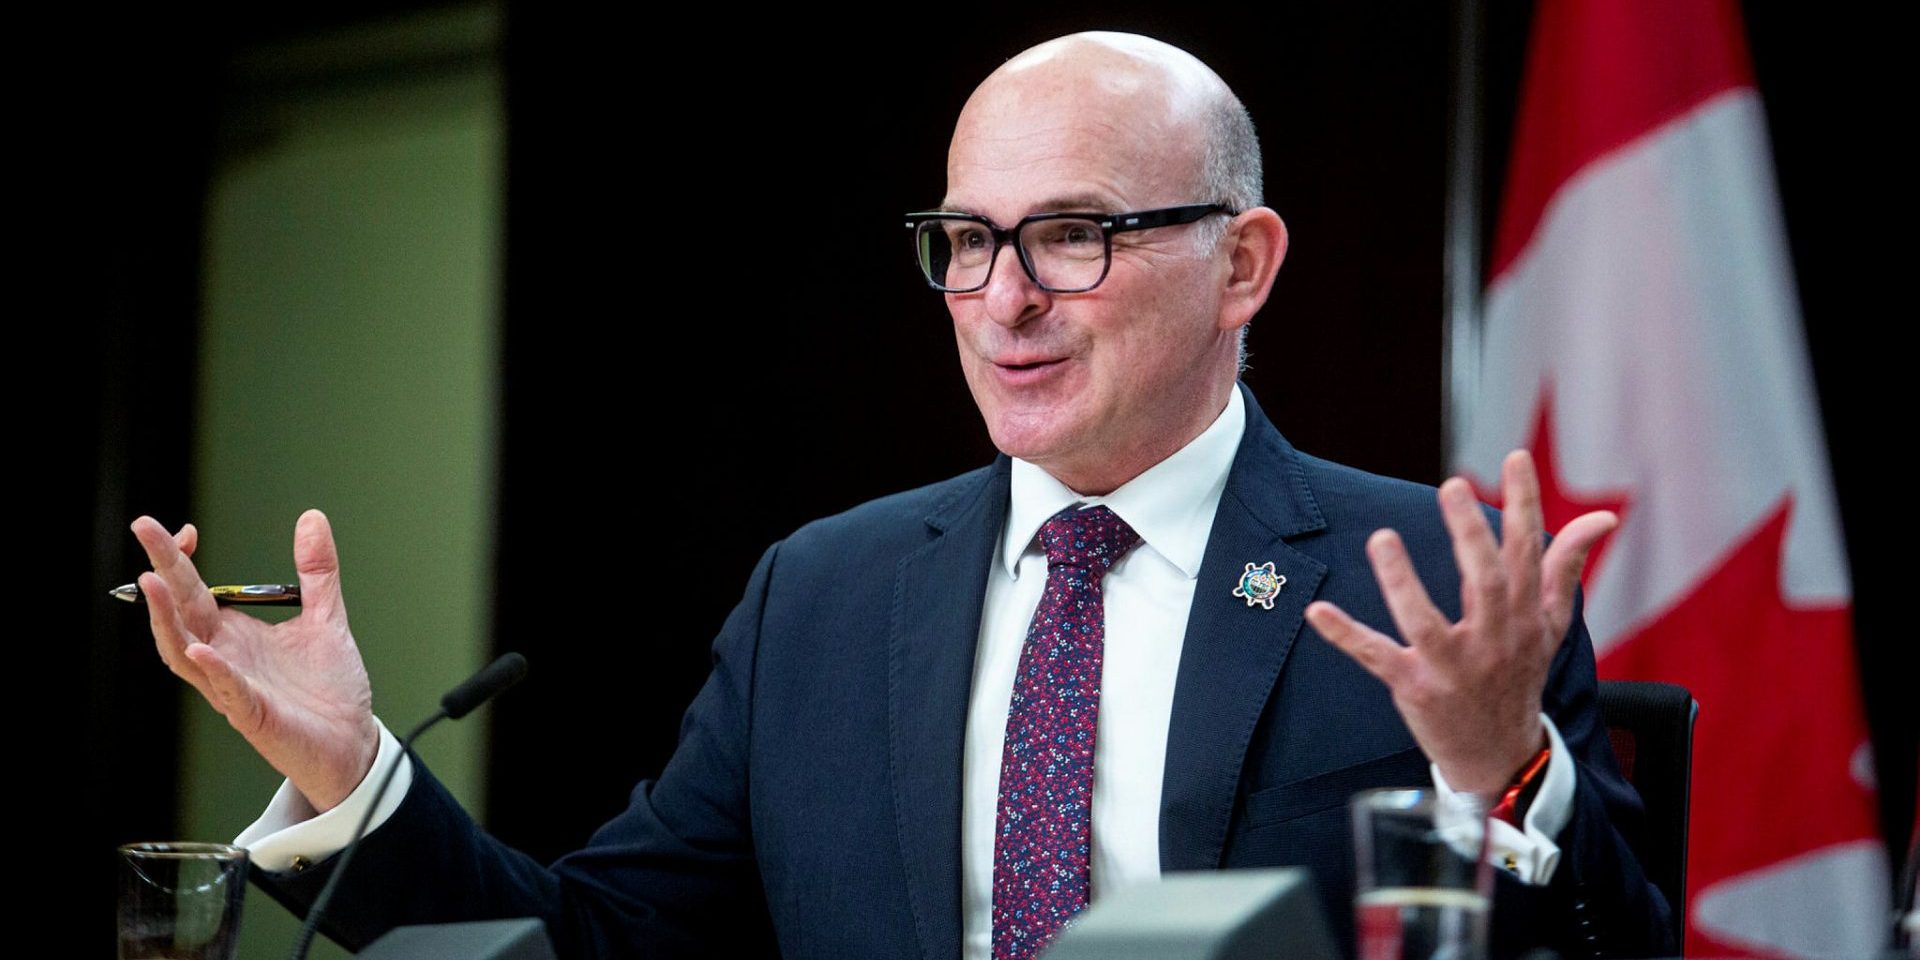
131,509,378,813
1304,450,1616,797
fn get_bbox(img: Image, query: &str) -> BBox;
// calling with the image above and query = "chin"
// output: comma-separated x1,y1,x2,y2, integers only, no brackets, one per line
983,416,1077,466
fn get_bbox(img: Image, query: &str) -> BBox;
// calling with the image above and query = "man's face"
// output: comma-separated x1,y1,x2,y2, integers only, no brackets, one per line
942,73,1235,494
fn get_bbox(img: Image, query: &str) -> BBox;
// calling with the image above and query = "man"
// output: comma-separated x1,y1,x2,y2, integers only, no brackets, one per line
132,32,1673,959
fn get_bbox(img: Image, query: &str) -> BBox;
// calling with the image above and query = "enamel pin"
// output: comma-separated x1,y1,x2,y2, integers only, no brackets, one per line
1233,561,1286,610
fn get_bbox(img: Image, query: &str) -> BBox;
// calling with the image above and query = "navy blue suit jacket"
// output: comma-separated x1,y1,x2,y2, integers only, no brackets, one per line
264,385,1674,958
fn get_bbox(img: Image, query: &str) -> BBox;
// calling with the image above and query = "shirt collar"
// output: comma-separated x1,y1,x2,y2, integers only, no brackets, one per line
1002,386,1246,580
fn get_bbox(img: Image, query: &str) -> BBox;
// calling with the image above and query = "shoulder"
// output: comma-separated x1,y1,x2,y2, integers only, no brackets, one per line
1231,385,1488,550
1273,444,1495,563
772,459,1004,565
1291,449,1453,527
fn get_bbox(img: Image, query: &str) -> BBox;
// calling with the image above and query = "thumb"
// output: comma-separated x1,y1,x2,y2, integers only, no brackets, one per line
293,509,347,624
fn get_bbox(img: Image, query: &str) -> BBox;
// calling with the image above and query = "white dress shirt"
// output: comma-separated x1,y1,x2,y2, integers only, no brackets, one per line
237,386,1573,956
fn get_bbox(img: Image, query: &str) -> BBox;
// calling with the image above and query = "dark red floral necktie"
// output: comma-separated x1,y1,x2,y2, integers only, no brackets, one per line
991,504,1141,960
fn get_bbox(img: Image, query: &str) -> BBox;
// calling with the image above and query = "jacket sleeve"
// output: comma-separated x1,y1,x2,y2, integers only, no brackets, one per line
1490,588,1679,959
253,543,786,960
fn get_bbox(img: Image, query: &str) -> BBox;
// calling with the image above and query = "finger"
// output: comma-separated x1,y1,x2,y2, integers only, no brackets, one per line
1498,451,1544,625
130,516,218,625
1541,509,1618,642
184,641,265,735
138,570,190,667
1438,478,1506,637
293,509,346,624
174,523,198,558
138,572,218,703
1306,600,1412,688
1364,528,1453,651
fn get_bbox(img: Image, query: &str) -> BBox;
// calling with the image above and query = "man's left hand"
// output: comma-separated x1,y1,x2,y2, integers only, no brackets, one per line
1304,450,1616,797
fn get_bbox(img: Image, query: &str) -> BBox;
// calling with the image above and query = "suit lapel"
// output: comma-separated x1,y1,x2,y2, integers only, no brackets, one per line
888,457,1009,960
1160,386,1331,871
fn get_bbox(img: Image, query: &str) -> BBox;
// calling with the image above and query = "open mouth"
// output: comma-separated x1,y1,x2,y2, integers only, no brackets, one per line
998,358,1063,371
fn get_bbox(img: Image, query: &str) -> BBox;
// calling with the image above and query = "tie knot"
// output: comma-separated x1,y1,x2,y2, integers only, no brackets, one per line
1039,505,1140,572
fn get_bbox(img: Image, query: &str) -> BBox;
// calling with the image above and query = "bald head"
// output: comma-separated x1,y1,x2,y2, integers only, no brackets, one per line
949,32,1262,224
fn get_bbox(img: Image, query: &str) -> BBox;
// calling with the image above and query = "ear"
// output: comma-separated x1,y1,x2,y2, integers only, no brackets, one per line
1216,207,1288,333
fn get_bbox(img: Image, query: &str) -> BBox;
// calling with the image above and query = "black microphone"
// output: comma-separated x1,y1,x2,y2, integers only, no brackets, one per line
442,652,529,720
287,653,529,960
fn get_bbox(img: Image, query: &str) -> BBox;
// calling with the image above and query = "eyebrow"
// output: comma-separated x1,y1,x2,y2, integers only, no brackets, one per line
934,192,1122,218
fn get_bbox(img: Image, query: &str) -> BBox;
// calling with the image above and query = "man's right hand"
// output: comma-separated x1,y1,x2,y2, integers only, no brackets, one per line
131,509,379,814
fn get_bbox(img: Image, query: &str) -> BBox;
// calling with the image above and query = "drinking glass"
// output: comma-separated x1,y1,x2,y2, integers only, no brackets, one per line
117,842,248,960
1351,788,1492,960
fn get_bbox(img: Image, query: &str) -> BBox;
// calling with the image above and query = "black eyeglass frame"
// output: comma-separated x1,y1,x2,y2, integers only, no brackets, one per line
903,202,1235,293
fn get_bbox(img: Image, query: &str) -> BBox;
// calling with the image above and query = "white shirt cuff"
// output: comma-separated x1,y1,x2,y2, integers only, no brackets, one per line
1429,712,1573,885
232,718,414,874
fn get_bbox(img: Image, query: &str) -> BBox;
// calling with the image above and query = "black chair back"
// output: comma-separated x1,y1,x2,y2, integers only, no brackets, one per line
1598,678,1697,947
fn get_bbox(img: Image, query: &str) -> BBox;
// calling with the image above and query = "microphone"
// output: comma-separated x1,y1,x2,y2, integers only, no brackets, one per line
287,652,529,960
441,651,530,720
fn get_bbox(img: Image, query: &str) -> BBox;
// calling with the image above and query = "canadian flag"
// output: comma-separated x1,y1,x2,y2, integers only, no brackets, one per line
1453,1,1888,954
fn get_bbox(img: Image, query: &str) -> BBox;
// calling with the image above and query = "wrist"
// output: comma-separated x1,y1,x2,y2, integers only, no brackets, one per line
1443,720,1549,798
1489,737,1553,827
297,721,380,814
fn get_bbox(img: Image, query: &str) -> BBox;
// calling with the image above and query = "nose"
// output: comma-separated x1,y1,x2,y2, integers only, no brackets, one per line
979,242,1051,328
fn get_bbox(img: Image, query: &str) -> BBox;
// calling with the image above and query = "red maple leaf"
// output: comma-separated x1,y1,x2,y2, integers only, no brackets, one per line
1600,498,1873,956
1468,387,1631,586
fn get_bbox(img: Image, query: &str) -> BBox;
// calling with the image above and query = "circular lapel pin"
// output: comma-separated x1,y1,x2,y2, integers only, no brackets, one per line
1233,561,1286,610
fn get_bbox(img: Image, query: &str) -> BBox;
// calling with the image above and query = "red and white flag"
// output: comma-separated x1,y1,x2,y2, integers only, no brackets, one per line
1453,1,1887,954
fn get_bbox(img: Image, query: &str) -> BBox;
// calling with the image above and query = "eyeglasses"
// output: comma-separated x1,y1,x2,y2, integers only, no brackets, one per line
903,203,1233,293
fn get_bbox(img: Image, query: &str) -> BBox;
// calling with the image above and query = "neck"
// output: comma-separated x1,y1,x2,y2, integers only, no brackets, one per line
1041,381,1238,496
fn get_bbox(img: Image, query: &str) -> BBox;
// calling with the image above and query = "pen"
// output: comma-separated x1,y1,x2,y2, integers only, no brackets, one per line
109,583,302,606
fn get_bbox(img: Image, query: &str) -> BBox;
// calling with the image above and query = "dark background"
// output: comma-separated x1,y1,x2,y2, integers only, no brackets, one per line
36,0,1908,945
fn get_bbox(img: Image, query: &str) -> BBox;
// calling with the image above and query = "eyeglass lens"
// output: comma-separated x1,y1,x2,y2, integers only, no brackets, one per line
914,217,1108,292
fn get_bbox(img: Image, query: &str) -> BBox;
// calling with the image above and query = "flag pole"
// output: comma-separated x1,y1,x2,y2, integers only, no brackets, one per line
1442,0,1485,475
